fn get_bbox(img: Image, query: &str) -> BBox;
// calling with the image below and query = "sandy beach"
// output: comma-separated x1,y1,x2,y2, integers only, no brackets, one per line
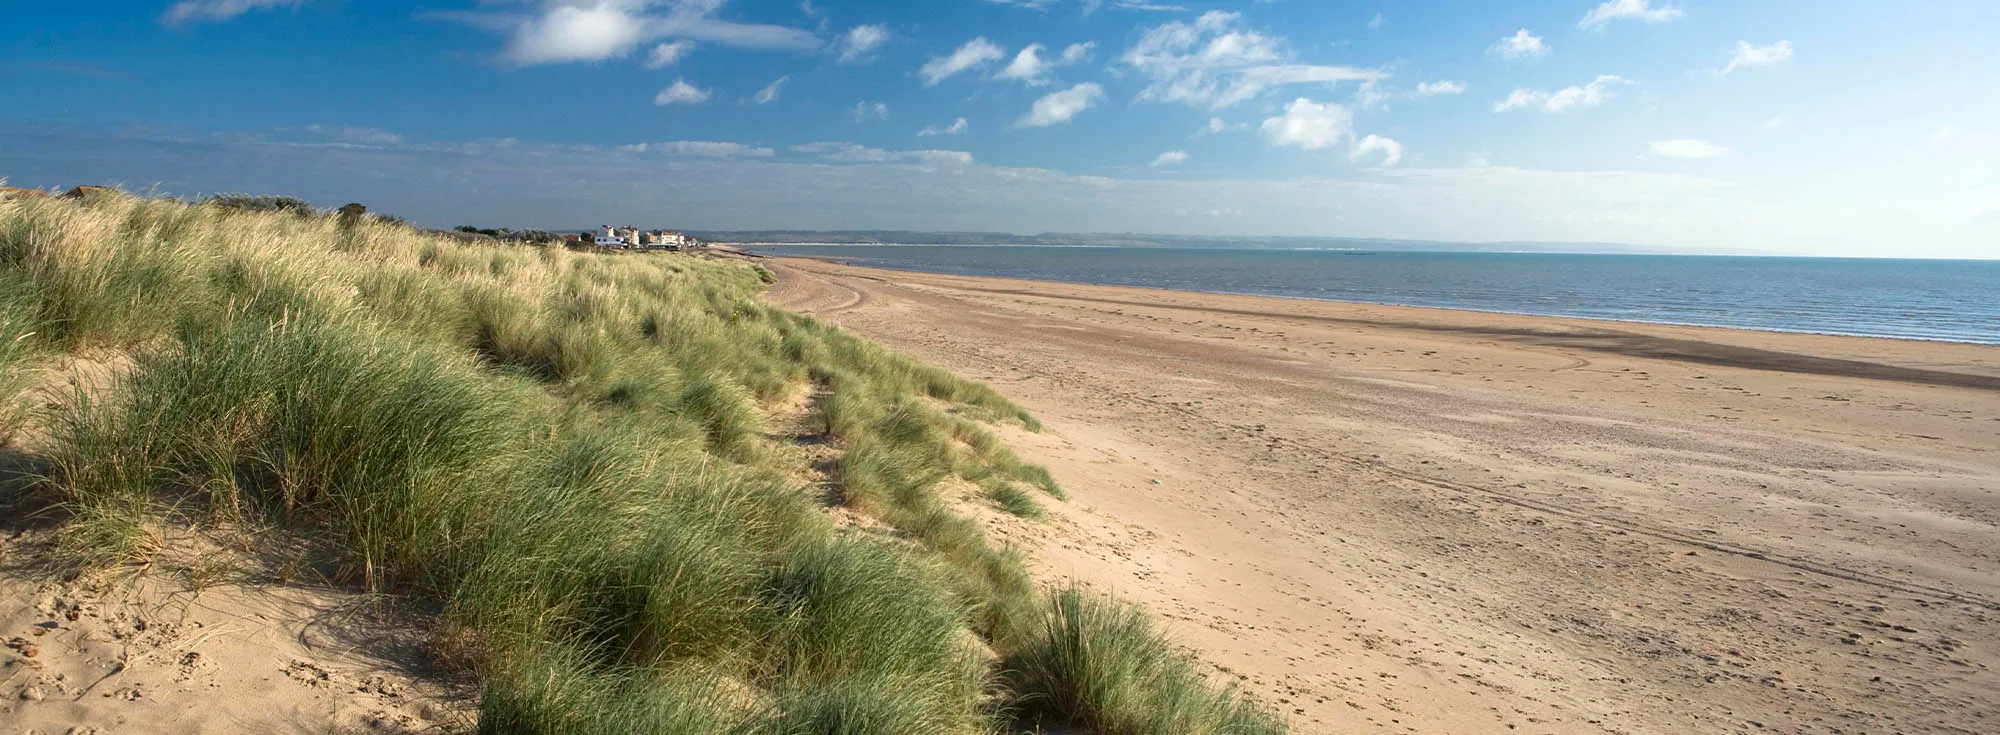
756,253,2000,735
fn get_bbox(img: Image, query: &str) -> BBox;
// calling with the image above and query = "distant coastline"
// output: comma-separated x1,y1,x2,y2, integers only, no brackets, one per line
697,230,1709,255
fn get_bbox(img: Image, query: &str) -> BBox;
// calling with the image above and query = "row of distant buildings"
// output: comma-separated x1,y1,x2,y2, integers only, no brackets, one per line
577,225,700,251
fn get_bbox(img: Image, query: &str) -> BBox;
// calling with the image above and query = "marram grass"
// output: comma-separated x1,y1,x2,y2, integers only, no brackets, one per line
0,188,1284,735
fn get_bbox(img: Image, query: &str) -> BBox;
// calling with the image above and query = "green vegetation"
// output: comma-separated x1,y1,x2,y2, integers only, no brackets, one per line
0,189,1284,734
1007,587,1286,734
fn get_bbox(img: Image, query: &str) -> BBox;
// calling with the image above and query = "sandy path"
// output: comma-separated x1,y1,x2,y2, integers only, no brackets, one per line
755,254,1999,735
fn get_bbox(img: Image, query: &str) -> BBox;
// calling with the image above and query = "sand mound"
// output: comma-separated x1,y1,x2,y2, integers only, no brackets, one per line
0,526,471,735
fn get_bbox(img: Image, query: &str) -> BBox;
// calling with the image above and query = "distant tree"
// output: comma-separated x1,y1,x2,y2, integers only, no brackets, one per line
455,225,480,233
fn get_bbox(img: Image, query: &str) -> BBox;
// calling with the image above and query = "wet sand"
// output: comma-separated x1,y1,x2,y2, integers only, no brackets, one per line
756,253,1999,735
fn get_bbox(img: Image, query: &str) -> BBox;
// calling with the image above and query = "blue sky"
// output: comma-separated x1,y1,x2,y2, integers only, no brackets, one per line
2,1,1996,257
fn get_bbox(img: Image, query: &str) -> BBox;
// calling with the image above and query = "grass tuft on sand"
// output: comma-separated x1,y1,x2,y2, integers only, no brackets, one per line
0,188,1284,734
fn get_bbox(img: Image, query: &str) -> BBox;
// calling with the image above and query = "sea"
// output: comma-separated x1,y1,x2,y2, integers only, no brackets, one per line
742,246,2000,345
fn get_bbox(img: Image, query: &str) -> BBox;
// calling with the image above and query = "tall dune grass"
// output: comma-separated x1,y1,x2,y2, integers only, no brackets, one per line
0,189,1284,734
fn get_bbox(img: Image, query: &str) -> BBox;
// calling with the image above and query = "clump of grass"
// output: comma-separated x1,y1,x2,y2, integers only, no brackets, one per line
203,193,318,217
1006,587,1288,735
478,651,758,735
0,277,38,443
983,481,1045,520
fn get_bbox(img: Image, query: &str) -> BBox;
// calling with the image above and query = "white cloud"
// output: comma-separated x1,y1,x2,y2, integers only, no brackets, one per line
1123,11,1382,109
446,0,818,67
644,40,693,68
852,101,890,122
653,78,709,105
160,0,300,26
1261,98,1351,151
621,140,776,158
753,75,788,104
1718,40,1793,76
1071,0,1186,11
998,41,1096,85
901,149,978,166
1198,117,1248,136
1151,150,1188,167
1018,82,1106,127
1764,116,1785,130
1368,13,1383,31
998,44,1054,84
1489,28,1549,61
919,117,969,136
1650,139,1729,159
791,141,973,166
1413,80,1466,98
500,2,649,64
922,37,1006,86
838,23,891,63
1352,134,1402,166
1579,0,1683,30
1354,79,1390,110
1494,75,1630,113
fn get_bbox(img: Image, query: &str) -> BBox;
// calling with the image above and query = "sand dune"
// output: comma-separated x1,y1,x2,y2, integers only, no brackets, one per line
757,254,2000,735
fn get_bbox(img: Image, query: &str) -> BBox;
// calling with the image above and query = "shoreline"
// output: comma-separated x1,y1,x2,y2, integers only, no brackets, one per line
757,253,2000,734
728,247,2000,347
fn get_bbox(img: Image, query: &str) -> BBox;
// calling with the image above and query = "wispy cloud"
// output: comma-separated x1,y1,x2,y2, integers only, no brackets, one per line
918,118,969,136
1413,80,1466,98
1717,40,1793,76
1650,139,1729,159
1494,75,1631,113
654,78,709,105
791,141,973,165
1199,117,1246,136
921,37,1005,86
160,0,301,27
1122,11,1382,110
1018,82,1105,127
1579,0,1683,30
621,140,776,158
644,40,693,68
1489,29,1549,61
852,101,889,122
1150,150,1189,167
837,24,891,63
996,41,1094,85
753,76,788,104
303,124,403,147
997,45,1055,85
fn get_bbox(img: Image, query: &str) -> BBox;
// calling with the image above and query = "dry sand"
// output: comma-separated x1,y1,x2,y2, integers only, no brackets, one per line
0,526,470,735
757,253,2000,735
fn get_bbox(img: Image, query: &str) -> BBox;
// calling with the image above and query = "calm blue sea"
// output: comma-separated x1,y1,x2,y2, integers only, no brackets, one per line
745,246,2000,345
